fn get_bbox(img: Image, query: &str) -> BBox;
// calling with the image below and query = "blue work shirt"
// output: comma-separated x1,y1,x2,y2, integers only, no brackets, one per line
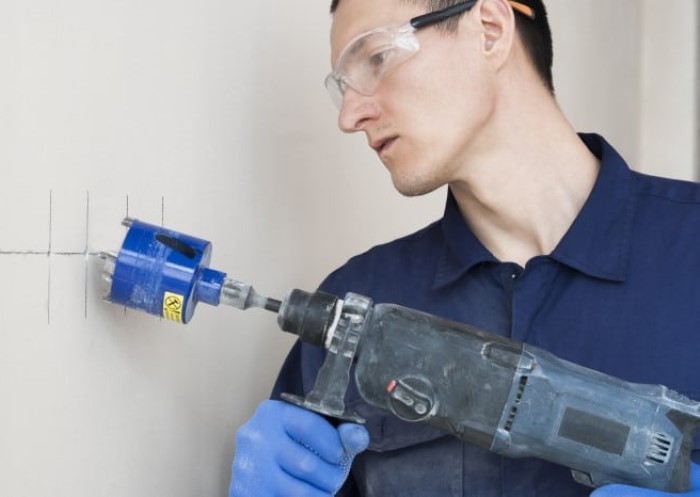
272,134,700,496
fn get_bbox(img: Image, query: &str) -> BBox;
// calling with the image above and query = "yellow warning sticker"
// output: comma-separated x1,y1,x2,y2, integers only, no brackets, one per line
162,291,184,323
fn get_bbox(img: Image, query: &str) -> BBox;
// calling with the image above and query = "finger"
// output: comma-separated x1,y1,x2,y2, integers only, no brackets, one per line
270,474,336,497
231,463,335,497
281,404,345,464
337,423,370,455
592,462,700,496
230,448,336,497
276,439,344,493
690,462,700,489
590,484,670,497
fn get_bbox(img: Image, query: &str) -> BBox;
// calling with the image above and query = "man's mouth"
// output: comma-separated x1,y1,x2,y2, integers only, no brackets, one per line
371,136,397,155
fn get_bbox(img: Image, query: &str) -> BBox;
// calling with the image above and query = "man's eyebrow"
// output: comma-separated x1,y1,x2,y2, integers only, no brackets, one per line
345,35,369,59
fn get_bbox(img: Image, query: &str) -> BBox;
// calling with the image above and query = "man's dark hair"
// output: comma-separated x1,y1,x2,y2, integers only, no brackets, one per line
329,0,554,93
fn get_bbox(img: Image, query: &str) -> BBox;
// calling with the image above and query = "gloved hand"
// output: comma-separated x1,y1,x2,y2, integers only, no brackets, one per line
229,399,370,497
590,463,700,496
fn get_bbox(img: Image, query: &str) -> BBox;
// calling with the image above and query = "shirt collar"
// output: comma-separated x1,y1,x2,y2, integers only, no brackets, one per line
434,133,635,289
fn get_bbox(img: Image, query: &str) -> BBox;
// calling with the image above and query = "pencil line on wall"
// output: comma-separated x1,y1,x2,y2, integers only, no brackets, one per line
0,251,106,256
0,190,164,322
48,190,53,325
84,191,90,319
0,250,52,255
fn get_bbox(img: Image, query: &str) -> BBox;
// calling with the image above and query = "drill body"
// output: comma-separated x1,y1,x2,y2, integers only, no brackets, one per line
277,289,699,493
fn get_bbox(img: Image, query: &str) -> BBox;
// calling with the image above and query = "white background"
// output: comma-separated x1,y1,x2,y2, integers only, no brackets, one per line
0,1,697,495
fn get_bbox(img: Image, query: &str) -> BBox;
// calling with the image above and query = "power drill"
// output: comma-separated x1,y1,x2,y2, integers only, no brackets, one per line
100,218,700,492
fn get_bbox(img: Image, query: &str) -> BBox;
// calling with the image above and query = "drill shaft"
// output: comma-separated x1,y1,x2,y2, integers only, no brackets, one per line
219,278,281,313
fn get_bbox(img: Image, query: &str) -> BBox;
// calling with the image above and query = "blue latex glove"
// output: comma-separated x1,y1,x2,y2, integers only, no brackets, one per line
591,463,700,496
229,400,370,497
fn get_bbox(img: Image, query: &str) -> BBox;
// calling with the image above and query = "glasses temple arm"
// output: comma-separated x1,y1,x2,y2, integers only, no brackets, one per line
410,0,535,30
410,0,477,29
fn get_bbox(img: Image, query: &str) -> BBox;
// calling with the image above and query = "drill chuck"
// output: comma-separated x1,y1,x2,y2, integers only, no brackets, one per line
277,289,341,348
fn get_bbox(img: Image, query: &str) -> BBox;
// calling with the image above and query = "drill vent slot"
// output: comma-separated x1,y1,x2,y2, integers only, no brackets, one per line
646,432,672,464
504,375,529,432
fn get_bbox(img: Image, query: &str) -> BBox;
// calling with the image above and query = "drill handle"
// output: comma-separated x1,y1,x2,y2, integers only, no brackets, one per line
278,292,372,424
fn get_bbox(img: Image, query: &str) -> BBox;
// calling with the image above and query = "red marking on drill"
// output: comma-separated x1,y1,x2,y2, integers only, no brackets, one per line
386,379,397,393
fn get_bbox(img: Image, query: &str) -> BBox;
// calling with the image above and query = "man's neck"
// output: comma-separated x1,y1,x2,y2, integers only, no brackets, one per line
449,100,600,267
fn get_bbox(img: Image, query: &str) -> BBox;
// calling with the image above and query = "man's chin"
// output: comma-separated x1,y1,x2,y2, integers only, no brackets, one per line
391,174,441,198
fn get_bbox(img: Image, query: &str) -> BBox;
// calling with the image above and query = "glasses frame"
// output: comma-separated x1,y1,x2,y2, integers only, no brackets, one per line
325,0,535,108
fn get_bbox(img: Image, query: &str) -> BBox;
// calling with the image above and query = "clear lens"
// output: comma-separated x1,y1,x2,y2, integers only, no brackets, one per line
326,23,419,108
324,73,345,108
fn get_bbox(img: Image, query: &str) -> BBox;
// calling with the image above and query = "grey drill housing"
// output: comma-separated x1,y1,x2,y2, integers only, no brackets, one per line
277,289,700,493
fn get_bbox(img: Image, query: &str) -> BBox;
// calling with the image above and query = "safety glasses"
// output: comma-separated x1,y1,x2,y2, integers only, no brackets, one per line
325,0,535,108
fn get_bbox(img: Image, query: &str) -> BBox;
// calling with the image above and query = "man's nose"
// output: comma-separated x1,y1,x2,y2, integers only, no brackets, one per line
337,87,380,133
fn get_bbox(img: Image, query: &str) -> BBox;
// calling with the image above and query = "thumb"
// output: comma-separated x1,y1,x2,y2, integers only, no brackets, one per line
332,423,369,496
590,486,664,497
337,423,370,456
690,462,700,489
591,462,700,496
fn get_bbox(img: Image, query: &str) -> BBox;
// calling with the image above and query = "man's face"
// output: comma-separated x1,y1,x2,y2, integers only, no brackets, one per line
330,0,499,196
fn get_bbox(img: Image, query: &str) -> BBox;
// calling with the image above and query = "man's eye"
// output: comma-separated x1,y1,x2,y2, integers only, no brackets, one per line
368,49,393,69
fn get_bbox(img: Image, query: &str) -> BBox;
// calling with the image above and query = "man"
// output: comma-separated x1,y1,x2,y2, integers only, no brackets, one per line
229,0,700,495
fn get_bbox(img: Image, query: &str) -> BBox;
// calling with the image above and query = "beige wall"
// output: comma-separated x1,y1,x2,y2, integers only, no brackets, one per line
549,0,698,179
0,1,697,496
638,0,699,179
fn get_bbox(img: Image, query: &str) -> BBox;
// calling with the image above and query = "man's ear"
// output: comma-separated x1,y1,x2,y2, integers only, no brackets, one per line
476,0,516,66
